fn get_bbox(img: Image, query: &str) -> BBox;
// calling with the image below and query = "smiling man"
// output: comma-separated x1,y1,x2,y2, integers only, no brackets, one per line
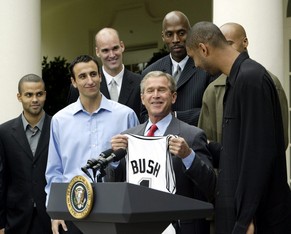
45,55,139,234
67,28,142,120
110,71,216,234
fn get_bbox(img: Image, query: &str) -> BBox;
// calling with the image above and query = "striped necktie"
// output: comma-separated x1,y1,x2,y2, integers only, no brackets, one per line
173,65,181,83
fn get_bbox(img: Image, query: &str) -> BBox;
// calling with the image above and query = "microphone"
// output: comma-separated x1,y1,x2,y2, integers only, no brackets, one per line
81,149,113,172
92,148,127,171
81,149,113,180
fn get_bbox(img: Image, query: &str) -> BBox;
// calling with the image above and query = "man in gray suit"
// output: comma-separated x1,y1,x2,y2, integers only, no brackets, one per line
67,27,142,120
0,74,52,234
141,11,214,126
111,71,216,234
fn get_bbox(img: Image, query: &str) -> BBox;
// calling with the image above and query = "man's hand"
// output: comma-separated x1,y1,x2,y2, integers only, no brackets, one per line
246,221,255,234
51,219,67,234
111,134,128,151
169,136,192,158
0,228,4,234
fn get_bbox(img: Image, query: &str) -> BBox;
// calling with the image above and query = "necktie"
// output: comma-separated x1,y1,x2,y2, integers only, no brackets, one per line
173,65,181,83
27,126,39,156
147,124,158,137
109,78,118,101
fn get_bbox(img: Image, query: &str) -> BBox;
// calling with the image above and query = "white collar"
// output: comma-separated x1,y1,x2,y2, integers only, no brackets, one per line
103,65,125,87
170,54,189,72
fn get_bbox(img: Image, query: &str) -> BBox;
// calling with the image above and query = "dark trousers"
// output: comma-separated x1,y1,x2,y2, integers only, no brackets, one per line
174,219,210,234
28,208,52,234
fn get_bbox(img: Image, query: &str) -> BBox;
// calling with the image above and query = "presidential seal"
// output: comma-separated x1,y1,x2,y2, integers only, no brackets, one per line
66,175,94,219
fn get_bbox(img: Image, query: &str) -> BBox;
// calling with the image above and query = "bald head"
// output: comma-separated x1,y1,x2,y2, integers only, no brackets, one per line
95,27,120,46
161,11,191,62
95,27,124,75
162,11,190,30
220,22,248,53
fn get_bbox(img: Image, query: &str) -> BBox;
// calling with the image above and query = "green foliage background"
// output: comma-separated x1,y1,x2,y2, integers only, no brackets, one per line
42,56,71,116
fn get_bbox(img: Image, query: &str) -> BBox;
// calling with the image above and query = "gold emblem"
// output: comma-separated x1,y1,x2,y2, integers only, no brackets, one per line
66,175,94,219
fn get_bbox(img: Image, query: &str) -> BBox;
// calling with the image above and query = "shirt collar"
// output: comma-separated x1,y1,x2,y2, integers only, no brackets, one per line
228,51,250,87
103,65,124,87
72,94,114,116
170,54,189,72
145,113,172,135
22,112,45,131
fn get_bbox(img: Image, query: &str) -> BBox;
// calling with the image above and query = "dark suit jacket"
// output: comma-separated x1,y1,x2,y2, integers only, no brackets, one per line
67,68,142,120
141,55,213,125
0,114,52,234
216,52,291,234
112,117,216,234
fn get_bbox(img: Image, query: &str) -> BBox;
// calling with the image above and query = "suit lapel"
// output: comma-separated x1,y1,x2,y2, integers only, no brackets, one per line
176,58,196,89
100,72,110,99
162,56,173,74
11,115,34,159
164,117,181,136
34,114,51,161
118,70,133,105
132,122,148,135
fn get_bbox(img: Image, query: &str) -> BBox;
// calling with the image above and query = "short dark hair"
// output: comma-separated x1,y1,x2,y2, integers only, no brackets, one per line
69,55,100,79
18,74,44,93
186,21,228,49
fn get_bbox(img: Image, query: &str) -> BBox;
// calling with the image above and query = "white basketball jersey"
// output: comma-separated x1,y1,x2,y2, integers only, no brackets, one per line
126,134,176,234
126,134,176,193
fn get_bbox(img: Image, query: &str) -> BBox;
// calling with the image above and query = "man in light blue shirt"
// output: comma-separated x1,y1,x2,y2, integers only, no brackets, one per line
45,55,139,234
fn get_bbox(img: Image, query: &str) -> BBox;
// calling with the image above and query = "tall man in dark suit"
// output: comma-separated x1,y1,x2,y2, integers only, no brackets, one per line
186,21,291,234
111,71,216,234
0,74,52,234
67,27,142,120
198,22,289,149
141,11,213,126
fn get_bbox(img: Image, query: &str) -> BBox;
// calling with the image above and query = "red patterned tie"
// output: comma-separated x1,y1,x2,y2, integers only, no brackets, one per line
147,124,158,137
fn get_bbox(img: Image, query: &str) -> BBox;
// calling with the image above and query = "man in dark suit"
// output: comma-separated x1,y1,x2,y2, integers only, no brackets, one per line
186,21,291,234
0,74,52,234
67,27,142,120
111,71,216,234
141,11,213,126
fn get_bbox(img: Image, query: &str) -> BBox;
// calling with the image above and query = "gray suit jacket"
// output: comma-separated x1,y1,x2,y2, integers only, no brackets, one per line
111,117,216,234
142,55,214,125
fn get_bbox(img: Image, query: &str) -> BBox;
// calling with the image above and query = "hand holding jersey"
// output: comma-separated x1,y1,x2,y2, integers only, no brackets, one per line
110,71,216,234
111,134,193,160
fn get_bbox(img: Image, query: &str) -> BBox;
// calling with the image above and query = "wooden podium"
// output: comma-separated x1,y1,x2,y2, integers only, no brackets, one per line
47,182,213,234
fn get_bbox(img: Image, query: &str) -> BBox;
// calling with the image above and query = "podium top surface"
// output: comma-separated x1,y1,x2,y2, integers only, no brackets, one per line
47,182,213,223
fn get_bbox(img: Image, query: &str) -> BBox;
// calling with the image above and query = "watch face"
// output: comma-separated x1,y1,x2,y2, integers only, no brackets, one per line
66,175,94,219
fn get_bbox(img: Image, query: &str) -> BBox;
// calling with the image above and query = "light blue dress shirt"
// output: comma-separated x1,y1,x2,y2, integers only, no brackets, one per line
45,95,139,201
145,113,195,169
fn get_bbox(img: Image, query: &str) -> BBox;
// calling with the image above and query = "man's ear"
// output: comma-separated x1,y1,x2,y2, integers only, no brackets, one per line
71,77,77,88
243,37,249,50
199,43,209,56
172,92,177,104
17,93,21,102
161,31,165,42
95,47,100,58
141,93,145,105
120,41,125,52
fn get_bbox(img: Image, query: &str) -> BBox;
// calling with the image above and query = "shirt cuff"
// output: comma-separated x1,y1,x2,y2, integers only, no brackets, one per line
182,150,195,169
